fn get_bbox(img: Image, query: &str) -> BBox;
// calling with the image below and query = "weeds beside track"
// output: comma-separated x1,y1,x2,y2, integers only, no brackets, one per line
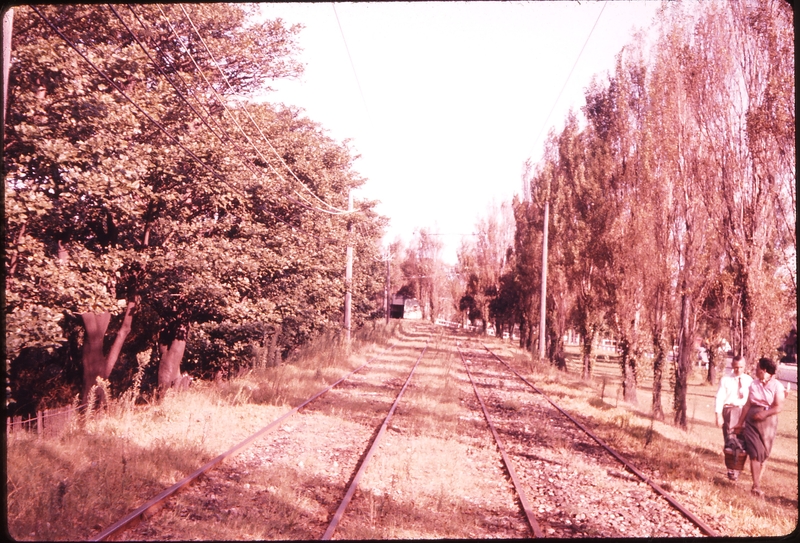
90,344,399,541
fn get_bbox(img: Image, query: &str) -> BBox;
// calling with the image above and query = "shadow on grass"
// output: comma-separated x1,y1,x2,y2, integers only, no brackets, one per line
241,458,532,540
6,430,215,541
468,338,797,512
588,397,615,411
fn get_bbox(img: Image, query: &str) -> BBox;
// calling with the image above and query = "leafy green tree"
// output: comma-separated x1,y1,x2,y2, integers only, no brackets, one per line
518,136,572,369
583,38,657,403
511,191,541,351
507,0,794,426
4,4,385,413
553,112,615,380
398,228,445,321
649,2,725,428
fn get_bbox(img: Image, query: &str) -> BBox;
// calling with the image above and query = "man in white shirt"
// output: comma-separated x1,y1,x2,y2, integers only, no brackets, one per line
715,356,752,480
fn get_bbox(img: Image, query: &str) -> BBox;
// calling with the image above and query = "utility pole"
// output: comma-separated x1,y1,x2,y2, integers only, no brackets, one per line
385,254,391,325
538,199,549,360
344,190,353,342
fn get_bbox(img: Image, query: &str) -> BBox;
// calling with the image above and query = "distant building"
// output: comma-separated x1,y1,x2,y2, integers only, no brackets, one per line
389,296,422,319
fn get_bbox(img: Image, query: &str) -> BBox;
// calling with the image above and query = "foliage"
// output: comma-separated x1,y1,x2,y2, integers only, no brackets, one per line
460,0,794,428
396,228,446,321
456,201,515,332
4,4,387,414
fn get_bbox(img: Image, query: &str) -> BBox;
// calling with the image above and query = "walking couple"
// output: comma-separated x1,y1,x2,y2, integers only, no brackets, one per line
715,356,785,497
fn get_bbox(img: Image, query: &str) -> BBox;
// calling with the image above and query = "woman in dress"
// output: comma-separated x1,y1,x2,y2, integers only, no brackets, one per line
733,357,786,496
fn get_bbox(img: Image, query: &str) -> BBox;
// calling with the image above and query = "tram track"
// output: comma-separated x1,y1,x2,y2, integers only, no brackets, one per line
457,337,718,538
324,333,530,539
93,340,415,540
106,327,534,540
89,323,721,539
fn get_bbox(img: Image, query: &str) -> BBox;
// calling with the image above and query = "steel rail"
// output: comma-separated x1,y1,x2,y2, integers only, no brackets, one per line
479,342,720,538
321,343,428,540
457,344,544,538
90,344,396,542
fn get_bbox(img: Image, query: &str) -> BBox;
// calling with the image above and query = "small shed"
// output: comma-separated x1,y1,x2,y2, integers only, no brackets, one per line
389,296,422,319
390,296,405,319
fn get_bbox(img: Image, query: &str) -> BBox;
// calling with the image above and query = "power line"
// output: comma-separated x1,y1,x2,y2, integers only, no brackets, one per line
176,3,351,215
526,0,608,162
29,5,230,188
155,6,292,191
331,3,373,127
179,3,350,216
122,5,343,245
154,5,347,219
110,5,226,146
29,5,336,247
117,4,292,195
152,3,337,218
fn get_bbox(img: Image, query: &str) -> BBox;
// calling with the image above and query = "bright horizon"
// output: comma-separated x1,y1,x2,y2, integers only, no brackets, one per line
257,1,666,264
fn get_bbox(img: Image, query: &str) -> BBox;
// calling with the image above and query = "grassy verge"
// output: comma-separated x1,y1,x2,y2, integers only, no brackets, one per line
6,324,795,539
486,338,798,537
5,321,399,541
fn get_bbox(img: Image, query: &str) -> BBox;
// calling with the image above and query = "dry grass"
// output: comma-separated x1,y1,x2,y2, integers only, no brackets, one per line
5,322,398,541
7,323,795,539
486,338,799,538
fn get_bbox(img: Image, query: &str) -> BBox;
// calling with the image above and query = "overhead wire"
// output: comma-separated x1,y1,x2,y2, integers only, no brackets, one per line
331,3,373,128
28,5,231,189
152,3,347,222
111,5,228,146
154,5,292,190
526,0,609,162
175,3,351,215
127,4,338,242
155,3,347,217
118,3,314,231
30,4,334,245
44,4,287,241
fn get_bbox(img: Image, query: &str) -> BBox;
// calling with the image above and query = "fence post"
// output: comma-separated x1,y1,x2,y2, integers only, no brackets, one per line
37,410,42,437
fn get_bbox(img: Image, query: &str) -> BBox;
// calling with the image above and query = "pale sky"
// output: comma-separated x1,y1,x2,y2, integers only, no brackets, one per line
257,1,665,263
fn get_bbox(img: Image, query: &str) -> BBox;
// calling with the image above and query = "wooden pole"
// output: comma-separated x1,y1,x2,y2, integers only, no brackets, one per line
1,7,12,146
538,199,549,360
385,255,390,325
344,191,353,342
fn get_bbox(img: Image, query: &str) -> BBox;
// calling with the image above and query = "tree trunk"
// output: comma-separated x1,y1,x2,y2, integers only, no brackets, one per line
8,223,26,276
158,321,189,390
547,324,567,371
142,224,151,248
519,313,528,349
255,328,269,369
651,330,666,421
581,326,595,380
619,338,638,404
673,293,694,429
157,340,186,389
266,326,281,367
706,343,717,385
80,301,136,405
57,240,69,263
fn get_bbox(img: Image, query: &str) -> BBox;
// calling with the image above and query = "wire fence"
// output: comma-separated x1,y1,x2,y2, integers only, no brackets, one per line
6,404,86,438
